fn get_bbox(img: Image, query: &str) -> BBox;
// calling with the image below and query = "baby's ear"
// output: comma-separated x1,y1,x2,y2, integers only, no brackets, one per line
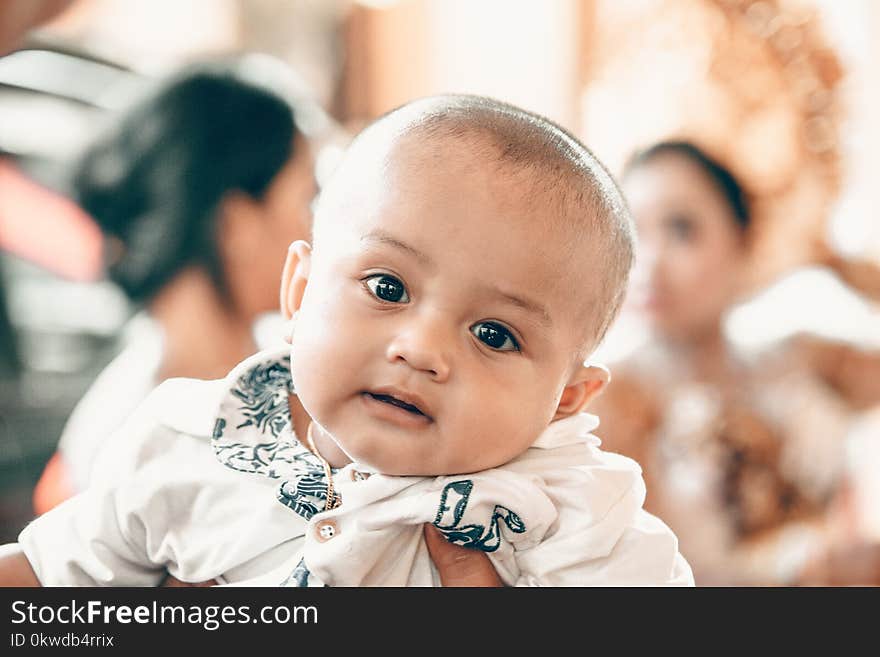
279,240,312,319
553,362,610,420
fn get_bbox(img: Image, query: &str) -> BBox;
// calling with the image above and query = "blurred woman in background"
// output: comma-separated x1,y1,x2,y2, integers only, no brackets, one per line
33,56,322,512
592,140,880,585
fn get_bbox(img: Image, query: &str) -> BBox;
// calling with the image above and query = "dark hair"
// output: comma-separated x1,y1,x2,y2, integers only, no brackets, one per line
625,140,750,230
73,58,303,303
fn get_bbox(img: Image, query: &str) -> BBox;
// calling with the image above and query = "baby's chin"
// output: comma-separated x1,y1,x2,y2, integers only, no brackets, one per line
331,426,533,477
336,441,446,477
341,452,437,477
342,449,511,478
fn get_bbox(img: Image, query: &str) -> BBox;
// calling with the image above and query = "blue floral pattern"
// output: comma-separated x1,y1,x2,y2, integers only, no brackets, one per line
433,480,526,552
211,350,335,517
230,357,293,439
277,474,331,520
280,557,313,587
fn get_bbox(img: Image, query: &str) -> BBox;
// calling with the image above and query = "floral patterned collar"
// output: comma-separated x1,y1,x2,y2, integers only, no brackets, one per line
211,347,334,520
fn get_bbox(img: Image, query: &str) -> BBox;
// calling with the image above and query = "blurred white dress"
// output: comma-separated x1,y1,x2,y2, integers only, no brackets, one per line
56,311,286,492
57,313,164,491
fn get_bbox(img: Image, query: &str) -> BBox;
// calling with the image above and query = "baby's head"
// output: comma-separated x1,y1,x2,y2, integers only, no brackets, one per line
282,95,634,476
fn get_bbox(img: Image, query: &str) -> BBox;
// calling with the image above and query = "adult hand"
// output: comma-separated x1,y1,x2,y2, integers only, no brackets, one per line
161,574,215,587
1,0,75,55
423,523,503,587
0,544,40,586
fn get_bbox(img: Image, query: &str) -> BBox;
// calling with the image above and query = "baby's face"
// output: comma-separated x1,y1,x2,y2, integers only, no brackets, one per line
287,139,605,476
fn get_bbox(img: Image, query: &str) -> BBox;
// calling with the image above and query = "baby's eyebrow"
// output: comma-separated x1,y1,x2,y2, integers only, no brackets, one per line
361,229,433,266
491,287,553,327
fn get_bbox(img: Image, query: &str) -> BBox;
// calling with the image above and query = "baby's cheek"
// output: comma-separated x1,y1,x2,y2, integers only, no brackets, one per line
502,399,552,452
463,410,527,466
290,334,334,406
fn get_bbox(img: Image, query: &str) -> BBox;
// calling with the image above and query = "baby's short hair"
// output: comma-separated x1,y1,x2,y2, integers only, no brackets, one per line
317,95,635,353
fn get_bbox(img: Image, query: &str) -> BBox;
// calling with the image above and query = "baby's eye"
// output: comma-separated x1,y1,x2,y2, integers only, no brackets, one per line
666,213,696,242
364,274,409,303
470,322,520,352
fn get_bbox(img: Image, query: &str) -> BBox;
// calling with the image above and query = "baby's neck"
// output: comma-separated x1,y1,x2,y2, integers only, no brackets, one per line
287,393,351,469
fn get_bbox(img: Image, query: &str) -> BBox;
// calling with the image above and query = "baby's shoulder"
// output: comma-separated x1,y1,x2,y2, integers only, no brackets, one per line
508,440,646,515
88,376,228,486
557,445,643,503
147,376,229,437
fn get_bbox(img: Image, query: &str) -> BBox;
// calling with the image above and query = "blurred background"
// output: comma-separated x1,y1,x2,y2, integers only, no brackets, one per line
1,0,878,584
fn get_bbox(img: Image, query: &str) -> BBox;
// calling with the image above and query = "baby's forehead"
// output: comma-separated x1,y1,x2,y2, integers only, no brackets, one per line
357,135,591,230
384,127,549,179
380,132,593,226
319,126,609,269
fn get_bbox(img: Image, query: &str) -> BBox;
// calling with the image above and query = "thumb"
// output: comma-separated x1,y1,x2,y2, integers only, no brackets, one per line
423,523,503,587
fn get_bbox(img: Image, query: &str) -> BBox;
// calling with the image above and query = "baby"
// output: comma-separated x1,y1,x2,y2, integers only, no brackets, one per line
1,95,693,586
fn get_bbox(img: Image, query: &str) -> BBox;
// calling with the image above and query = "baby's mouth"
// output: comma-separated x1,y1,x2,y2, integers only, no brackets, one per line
364,392,432,421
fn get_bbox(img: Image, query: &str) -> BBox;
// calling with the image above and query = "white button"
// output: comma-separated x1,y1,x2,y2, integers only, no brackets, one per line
315,519,338,542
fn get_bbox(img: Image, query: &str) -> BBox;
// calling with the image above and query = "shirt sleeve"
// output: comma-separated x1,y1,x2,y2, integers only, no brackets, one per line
17,378,277,585
19,418,191,586
510,446,695,586
19,479,168,586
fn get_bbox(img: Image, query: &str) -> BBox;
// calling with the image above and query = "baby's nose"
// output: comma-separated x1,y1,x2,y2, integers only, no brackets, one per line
385,320,451,382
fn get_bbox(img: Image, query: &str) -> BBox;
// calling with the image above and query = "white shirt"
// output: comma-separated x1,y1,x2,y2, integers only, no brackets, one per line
20,348,694,586
56,311,289,492
57,313,164,491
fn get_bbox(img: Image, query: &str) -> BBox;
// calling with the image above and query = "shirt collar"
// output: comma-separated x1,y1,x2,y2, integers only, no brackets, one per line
211,346,323,480
530,413,601,449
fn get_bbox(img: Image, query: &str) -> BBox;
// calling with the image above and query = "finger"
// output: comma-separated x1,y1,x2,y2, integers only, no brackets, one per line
423,523,503,587
161,573,217,587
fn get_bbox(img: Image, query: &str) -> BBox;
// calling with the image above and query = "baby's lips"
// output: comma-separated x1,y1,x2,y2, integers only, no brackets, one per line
365,386,434,420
